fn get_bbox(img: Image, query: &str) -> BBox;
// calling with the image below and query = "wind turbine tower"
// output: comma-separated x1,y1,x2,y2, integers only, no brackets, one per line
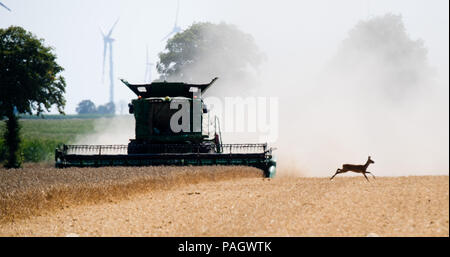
144,46,154,83
101,19,119,104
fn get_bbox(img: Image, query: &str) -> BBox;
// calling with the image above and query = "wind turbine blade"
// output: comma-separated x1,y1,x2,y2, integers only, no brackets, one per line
0,2,11,12
100,27,105,37
161,31,175,42
174,0,180,27
107,18,120,37
162,0,181,42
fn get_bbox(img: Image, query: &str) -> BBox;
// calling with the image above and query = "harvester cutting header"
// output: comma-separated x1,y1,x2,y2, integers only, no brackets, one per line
55,78,276,177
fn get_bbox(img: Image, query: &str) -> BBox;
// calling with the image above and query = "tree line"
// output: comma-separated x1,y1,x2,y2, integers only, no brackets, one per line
75,100,115,115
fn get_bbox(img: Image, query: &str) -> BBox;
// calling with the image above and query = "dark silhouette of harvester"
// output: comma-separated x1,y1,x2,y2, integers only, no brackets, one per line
330,156,375,181
55,77,276,178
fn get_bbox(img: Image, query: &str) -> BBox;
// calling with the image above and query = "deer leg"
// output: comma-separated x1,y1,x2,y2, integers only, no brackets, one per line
362,172,370,182
366,172,376,179
330,172,338,180
330,169,341,180
331,169,346,180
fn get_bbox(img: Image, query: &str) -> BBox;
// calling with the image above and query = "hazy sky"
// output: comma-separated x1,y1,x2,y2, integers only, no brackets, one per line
0,0,448,113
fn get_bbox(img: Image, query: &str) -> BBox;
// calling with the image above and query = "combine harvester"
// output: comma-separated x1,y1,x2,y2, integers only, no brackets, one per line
55,78,276,177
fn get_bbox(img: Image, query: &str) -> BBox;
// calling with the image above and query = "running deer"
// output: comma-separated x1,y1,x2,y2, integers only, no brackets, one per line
330,156,375,181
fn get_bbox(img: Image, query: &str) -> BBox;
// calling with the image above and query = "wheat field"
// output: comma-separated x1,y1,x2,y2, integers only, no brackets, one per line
0,164,448,237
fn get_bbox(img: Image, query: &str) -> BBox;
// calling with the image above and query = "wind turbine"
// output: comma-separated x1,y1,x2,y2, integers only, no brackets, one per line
144,45,154,83
101,19,119,104
161,0,181,41
0,1,11,12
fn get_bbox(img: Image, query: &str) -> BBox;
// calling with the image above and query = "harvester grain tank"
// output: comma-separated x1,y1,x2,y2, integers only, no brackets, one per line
55,78,276,177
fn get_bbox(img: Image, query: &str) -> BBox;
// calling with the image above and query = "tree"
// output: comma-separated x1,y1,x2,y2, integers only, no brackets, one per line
327,14,433,100
157,22,264,83
0,26,66,168
96,102,115,115
76,100,97,114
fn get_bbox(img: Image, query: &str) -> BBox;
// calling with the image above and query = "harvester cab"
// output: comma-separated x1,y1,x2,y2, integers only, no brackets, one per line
122,77,221,153
55,78,276,178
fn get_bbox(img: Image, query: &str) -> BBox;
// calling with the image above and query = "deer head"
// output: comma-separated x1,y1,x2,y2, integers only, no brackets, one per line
368,156,375,164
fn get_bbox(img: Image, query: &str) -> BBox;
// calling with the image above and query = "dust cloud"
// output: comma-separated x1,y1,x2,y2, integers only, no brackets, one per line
270,14,449,177
176,14,449,177
74,115,134,145
77,14,448,178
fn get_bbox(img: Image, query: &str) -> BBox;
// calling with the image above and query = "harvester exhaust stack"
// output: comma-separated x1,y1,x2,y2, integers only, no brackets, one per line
56,78,276,178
